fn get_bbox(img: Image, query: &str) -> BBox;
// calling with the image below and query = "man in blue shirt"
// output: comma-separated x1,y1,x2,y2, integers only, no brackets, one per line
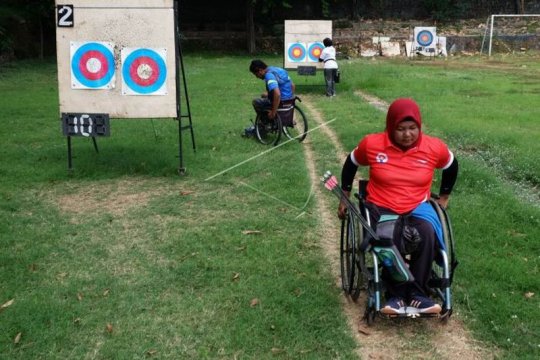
249,59,295,120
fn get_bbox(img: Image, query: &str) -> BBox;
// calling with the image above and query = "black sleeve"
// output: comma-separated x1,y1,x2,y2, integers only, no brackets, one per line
341,154,358,192
440,157,458,195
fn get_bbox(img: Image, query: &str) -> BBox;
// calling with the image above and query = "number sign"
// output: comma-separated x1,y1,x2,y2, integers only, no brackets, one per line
57,5,74,27
297,66,316,76
62,113,110,137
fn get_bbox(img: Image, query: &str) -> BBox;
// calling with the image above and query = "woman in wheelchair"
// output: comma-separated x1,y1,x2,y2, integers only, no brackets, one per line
337,98,458,316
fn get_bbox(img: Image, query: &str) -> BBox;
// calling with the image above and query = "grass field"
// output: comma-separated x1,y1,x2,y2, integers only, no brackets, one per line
0,53,539,359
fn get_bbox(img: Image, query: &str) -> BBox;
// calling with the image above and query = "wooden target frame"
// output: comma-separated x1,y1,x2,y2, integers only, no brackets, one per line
413,27,438,56
55,0,195,173
284,20,332,71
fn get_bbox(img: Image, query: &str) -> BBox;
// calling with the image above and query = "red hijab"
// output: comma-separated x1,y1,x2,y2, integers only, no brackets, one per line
385,98,423,149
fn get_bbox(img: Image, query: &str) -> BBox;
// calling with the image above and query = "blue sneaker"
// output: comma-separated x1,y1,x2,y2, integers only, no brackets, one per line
409,295,441,314
381,297,406,315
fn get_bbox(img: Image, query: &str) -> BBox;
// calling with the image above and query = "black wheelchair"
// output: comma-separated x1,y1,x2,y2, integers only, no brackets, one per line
322,172,458,325
254,96,308,146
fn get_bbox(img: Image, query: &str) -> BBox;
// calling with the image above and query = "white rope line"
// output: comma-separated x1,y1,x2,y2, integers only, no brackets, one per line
204,117,337,181
238,181,303,211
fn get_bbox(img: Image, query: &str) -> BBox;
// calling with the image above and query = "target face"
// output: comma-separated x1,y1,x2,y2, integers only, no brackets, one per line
287,42,307,63
307,42,324,62
70,41,115,89
121,48,168,95
416,30,434,47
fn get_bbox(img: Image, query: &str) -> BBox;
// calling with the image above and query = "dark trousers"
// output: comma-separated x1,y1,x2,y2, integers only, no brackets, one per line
366,203,437,300
324,68,337,96
252,97,271,115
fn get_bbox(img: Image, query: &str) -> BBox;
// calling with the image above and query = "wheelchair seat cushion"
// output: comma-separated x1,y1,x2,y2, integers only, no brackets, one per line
372,211,427,255
278,100,295,127
376,214,399,241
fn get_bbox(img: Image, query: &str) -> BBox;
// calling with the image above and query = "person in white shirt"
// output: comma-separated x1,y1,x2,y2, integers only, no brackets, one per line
318,38,338,97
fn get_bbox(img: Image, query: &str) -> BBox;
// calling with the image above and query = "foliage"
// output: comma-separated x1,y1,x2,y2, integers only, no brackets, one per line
0,25,13,53
0,0,55,60
421,0,458,21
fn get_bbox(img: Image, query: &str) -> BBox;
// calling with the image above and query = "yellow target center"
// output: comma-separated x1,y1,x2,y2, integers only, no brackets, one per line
293,48,301,57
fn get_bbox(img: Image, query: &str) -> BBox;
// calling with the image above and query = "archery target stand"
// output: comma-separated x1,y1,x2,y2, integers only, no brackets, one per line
408,27,447,58
55,0,195,174
284,20,332,82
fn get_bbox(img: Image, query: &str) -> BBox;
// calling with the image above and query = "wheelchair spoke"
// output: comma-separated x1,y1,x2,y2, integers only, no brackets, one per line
255,113,282,146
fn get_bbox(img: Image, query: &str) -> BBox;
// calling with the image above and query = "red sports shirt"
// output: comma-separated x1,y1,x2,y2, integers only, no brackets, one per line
351,132,453,214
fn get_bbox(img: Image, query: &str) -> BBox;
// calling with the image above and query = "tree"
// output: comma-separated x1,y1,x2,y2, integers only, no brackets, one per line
246,0,256,54
245,0,292,54
515,0,525,14
349,0,360,20
0,0,55,60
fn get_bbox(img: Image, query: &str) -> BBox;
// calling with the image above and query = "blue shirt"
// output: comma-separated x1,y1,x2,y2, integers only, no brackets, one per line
265,66,294,101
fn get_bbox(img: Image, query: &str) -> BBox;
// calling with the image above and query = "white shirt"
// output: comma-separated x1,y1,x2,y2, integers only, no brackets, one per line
319,46,338,69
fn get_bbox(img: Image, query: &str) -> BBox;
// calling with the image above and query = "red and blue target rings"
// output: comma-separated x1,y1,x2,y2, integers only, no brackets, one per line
122,48,167,94
71,42,115,88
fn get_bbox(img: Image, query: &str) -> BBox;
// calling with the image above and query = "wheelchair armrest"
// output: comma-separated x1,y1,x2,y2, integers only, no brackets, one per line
358,179,368,199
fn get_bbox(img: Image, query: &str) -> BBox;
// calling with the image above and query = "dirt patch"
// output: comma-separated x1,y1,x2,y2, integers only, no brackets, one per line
354,91,390,113
51,179,175,222
301,95,495,359
412,58,540,75
300,98,374,359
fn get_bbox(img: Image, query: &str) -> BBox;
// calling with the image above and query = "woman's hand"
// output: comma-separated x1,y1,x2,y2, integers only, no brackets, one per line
337,191,351,219
437,194,450,209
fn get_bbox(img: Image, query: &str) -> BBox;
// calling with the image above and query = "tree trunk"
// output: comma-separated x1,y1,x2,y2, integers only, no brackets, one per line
514,0,525,14
350,0,360,20
39,18,44,60
246,1,256,54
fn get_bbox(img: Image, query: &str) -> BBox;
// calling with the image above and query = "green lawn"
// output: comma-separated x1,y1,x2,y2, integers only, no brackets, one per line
0,53,538,359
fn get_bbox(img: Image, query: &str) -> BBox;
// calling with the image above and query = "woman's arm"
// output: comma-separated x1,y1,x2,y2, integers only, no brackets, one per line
438,157,458,208
338,154,358,219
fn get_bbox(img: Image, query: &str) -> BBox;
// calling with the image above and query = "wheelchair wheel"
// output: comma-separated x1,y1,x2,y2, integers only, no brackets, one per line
255,113,282,146
440,205,457,278
282,106,308,142
340,214,362,301
428,199,457,316
364,305,376,326
429,199,457,280
363,269,377,326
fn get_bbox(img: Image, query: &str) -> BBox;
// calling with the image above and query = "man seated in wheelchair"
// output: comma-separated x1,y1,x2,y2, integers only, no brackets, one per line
337,98,459,315
249,59,296,123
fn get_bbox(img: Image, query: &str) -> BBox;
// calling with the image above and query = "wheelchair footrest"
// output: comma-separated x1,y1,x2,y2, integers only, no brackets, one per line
379,312,441,319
